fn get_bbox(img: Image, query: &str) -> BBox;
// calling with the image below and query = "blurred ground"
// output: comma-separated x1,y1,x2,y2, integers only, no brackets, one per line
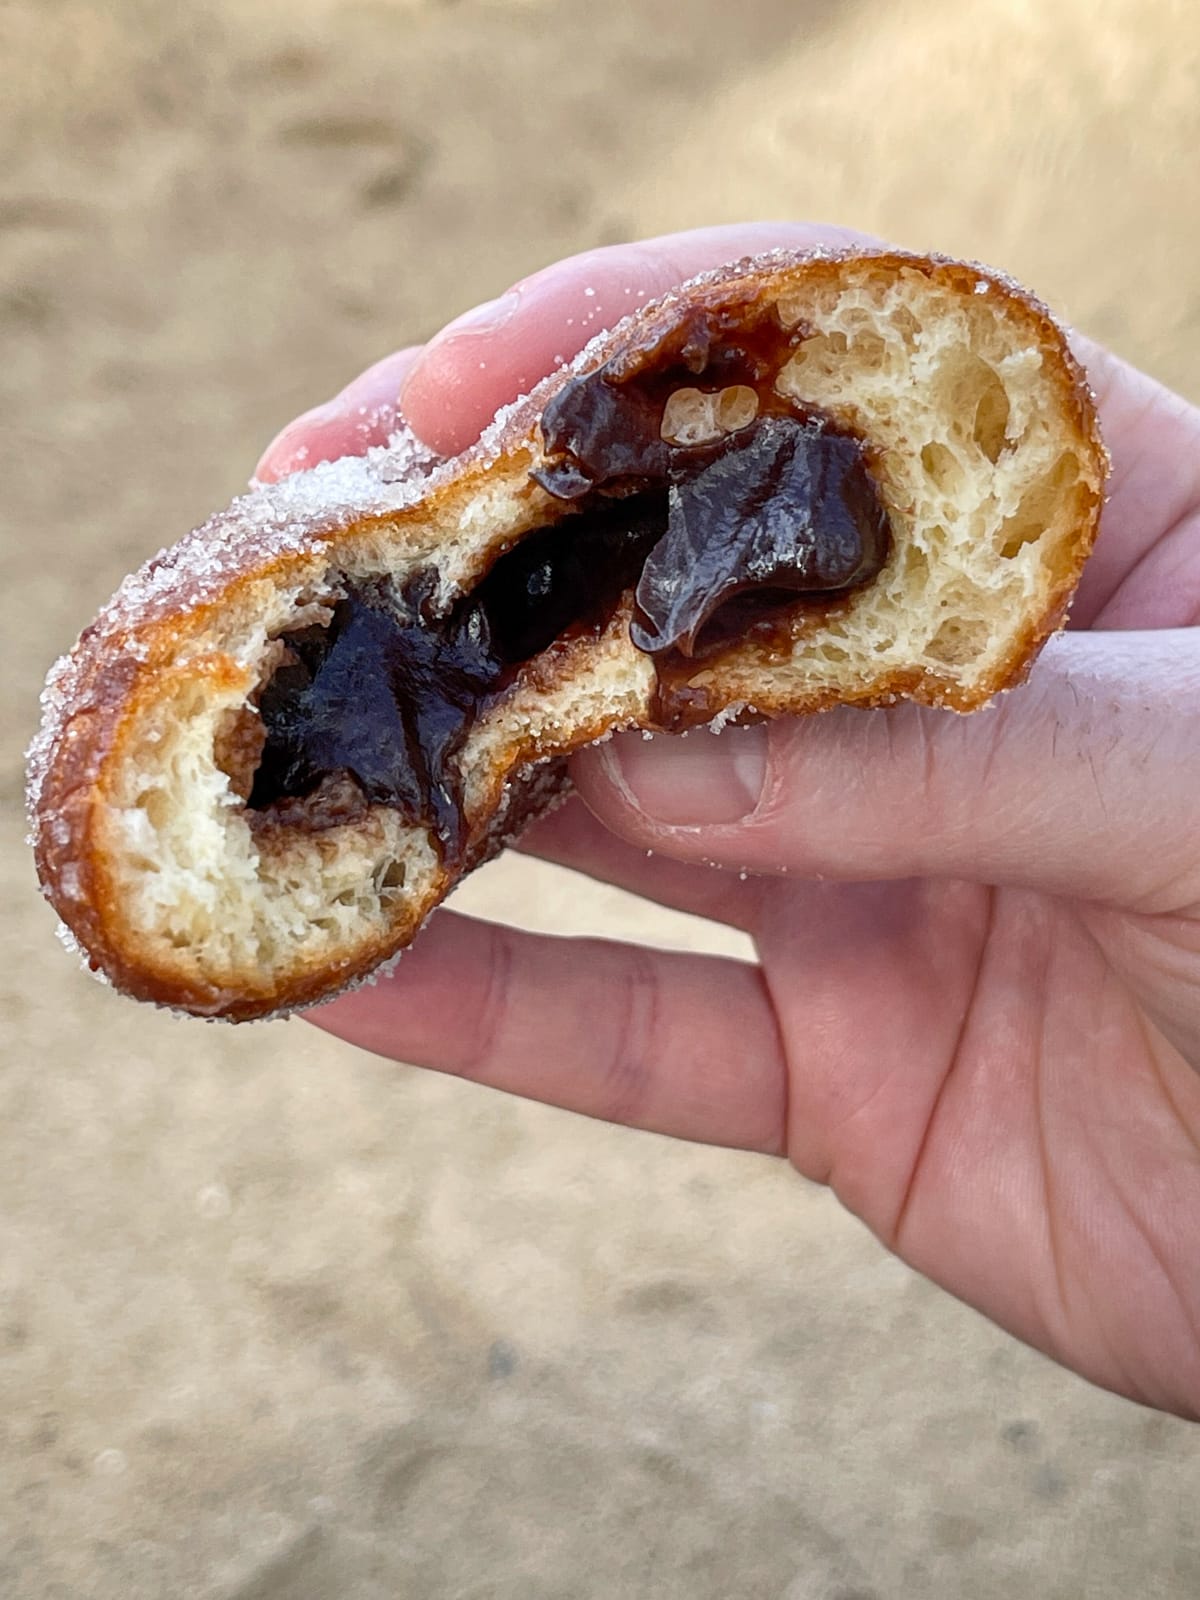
2,0,1199,1595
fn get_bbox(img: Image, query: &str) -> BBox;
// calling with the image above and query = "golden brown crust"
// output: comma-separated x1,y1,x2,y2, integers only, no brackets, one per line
28,247,1108,1019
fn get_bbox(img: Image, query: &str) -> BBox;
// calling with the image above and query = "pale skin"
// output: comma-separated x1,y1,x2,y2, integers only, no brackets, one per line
256,224,1200,1420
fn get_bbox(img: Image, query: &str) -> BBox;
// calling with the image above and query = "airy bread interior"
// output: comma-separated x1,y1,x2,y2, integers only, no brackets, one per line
31,253,1105,1017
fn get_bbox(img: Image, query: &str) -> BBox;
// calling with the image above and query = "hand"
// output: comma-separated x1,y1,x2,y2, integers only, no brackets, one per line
256,225,1200,1419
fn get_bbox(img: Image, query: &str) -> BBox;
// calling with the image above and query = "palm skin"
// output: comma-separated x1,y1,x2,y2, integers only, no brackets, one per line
256,225,1200,1418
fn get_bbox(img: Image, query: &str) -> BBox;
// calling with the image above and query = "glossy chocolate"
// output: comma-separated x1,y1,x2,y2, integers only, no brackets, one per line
249,579,499,856
632,416,890,657
533,302,789,501
249,499,668,859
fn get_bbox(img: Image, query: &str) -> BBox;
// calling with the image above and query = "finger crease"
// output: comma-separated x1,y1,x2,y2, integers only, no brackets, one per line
599,950,661,1127
890,887,996,1252
459,924,514,1083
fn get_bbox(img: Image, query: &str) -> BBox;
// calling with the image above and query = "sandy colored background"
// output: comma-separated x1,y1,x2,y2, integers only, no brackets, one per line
3,0,1199,1595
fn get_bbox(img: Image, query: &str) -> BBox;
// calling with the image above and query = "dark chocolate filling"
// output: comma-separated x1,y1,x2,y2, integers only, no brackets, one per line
248,498,667,859
633,416,887,657
247,328,892,863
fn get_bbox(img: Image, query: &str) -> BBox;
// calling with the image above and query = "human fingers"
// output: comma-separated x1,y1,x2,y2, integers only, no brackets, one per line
308,910,786,1150
1065,335,1200,629
516,796,764,933
254,346,425,484
399,222,876,455
572,629,1200,916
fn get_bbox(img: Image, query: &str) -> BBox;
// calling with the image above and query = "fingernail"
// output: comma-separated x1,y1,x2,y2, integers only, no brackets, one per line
438,289,522,341
603,724,769,826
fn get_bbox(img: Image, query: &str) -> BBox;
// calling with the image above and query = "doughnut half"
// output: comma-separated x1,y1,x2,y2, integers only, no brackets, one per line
28,250,1107,1019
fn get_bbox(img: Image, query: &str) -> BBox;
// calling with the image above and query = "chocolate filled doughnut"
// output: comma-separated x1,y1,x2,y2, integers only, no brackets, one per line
28,249,1107,1019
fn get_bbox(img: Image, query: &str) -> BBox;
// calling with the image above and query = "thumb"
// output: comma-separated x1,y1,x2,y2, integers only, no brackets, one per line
571,631,1200,915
